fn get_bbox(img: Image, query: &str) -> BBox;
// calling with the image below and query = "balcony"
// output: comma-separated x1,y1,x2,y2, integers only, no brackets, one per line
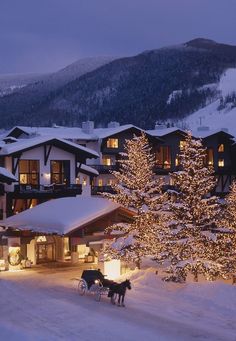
90,164,119,174
12,183,82,198
91,185,116,195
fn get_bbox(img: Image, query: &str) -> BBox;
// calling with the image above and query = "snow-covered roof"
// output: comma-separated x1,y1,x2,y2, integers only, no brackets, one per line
192,128,234,139
6,124,154,141
147,126,234,140
2,136,18,142
0,167,17,183
0,136,99,158
79,164,99,176
6,126,95,140
0,197,120,235
147,127,185,137
94,124,143,139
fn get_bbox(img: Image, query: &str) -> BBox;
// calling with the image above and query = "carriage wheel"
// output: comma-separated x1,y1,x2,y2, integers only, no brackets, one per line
95,290,101,302
77,279,87,295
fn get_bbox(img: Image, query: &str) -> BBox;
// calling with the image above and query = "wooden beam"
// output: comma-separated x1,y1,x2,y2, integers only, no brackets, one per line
44,145,52,166
77,160,82,176
12,155,21,175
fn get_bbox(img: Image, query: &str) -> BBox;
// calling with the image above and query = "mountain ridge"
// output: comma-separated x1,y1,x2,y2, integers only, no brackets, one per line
0,38,236,128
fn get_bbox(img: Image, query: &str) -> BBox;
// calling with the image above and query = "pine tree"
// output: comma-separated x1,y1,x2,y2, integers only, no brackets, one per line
215,181,236,277
103,132,167,267
165,131,236,281
222,181,236,229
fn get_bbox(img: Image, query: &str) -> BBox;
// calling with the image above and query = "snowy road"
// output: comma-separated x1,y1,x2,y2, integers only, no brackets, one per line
0,267,235,341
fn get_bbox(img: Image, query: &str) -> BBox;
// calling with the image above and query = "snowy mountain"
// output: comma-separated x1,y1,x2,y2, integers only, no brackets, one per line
0,56,116,126
184,68,236,136
0,38,236,128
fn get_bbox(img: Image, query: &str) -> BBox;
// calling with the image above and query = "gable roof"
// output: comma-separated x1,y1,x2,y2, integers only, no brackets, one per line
0,136,99,159
0,197,122,235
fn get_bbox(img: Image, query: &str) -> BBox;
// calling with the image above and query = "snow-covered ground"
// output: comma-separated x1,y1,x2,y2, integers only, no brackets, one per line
185,68,236,137
0,266,235,341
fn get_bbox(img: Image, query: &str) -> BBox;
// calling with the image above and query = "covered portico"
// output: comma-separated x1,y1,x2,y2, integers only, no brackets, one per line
0,196,133,272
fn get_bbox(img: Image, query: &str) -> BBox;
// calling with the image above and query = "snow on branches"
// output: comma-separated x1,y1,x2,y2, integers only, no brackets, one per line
165,131,236,281
103,132,167,267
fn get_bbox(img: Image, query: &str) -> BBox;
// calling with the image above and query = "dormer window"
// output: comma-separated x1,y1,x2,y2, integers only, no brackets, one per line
107,138,118,148
218,144,224,152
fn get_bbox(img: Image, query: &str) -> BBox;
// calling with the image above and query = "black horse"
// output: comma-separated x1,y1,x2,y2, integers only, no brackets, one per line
108,279,131,307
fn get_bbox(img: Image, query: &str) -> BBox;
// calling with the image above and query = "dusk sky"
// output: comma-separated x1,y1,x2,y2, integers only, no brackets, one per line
1,0,236,74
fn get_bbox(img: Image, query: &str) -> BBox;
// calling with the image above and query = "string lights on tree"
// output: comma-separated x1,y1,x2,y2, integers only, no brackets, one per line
103,132,167,268
164,131,236,282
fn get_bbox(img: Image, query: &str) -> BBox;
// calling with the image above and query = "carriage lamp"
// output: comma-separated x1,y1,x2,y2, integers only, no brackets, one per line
94,279,99,284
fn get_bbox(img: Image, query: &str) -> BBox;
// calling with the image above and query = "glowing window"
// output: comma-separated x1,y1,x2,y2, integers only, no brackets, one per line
107,138,118,148
102,156,114,166
19,160,39,185
51,160,70,184
98,179,103,187
175,158,179,166
218,159,224,167
179,141,186,150
107,179,114,186
156,146,171,169
218,144,224,152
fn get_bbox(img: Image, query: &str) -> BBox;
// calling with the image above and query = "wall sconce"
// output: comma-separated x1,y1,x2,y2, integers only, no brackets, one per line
44,173,50,179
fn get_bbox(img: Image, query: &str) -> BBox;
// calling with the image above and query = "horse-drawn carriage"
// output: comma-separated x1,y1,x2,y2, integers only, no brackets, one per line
75,269,114,301
73,269,131,306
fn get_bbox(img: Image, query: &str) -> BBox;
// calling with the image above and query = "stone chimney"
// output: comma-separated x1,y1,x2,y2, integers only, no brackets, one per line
197,126,210,132
155,122,167,130
82,121,94,134
107,121,120,128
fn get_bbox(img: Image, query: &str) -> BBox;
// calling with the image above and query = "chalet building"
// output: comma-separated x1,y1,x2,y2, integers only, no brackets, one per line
0,136,99,218
193,127,235,194
147,125,235,194
0,196,133,274
6,122,162,195
147,126,187,174
5,122,236,195
1,122,236,272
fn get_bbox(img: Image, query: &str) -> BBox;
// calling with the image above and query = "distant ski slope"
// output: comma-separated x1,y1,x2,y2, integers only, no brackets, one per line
186,68,236,136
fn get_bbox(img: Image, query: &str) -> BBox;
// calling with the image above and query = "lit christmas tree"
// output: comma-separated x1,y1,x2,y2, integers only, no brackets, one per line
222,181,236,229
103,132,167,267
165,131,236,281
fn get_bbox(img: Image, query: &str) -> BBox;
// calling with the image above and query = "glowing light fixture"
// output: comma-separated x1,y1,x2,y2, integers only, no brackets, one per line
104,259,121,280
